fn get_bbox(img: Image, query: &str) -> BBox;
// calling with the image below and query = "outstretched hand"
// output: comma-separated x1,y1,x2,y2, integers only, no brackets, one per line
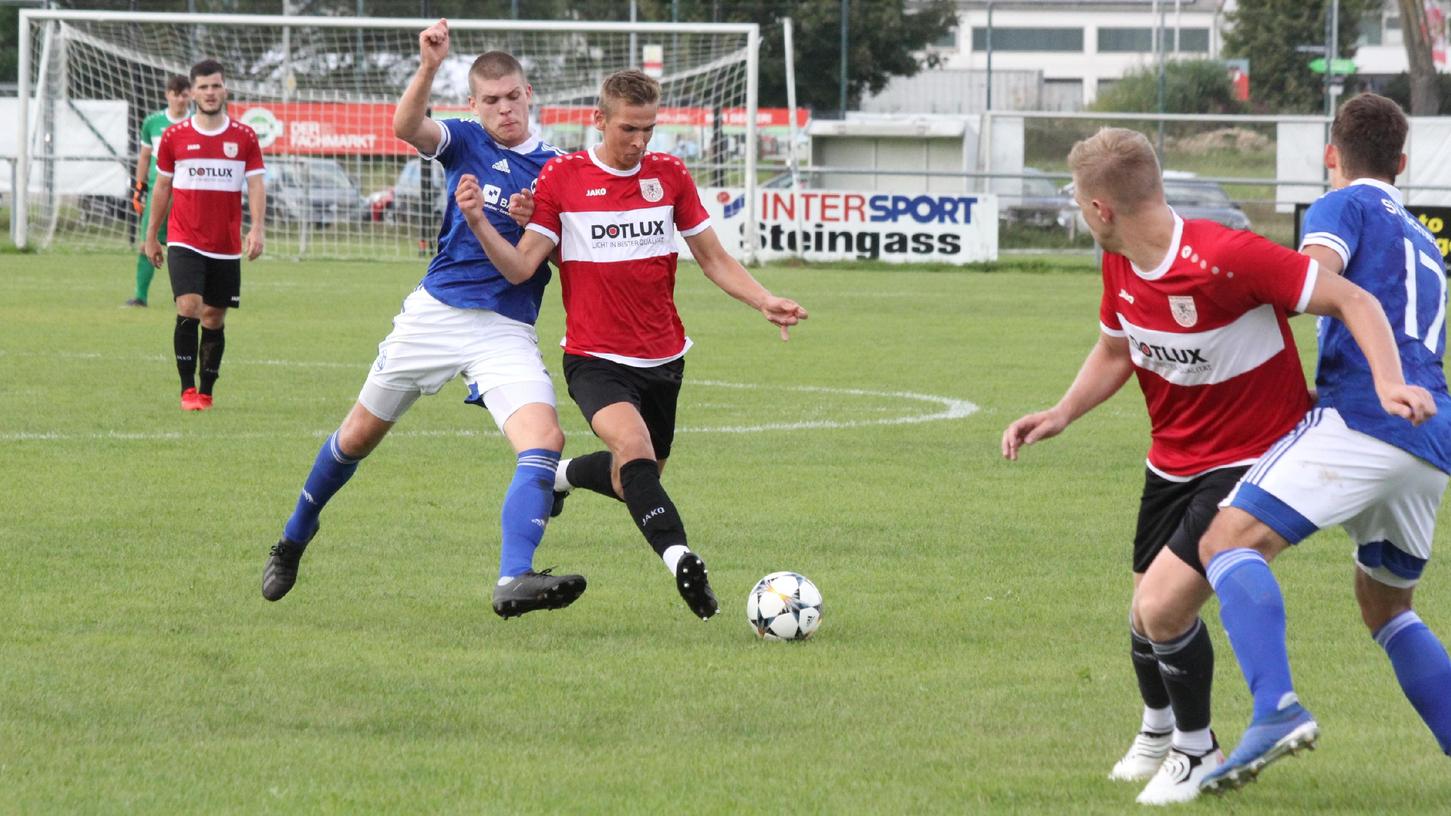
761,296,807,341
1001,409,1068,461
419,18,449,69
1378,383,1437,426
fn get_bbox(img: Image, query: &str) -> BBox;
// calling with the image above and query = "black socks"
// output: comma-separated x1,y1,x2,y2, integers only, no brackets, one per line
174,316,200,391
619,458,686,558
199,326,225,395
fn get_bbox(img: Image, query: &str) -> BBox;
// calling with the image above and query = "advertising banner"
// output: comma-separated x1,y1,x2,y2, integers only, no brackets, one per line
1296,202,1451,261
230,102,807,158
685,187,998,264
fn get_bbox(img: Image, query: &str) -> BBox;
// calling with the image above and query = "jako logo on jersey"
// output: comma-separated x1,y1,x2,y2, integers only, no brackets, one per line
1126,332,1209,365
492,158,510,173
591,221,666,240
1119,289,1136,304
639,506,665,525
187,166,235,178
586,188,607,197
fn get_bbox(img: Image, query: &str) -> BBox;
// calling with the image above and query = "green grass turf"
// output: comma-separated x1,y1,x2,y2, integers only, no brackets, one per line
2,253,1449,814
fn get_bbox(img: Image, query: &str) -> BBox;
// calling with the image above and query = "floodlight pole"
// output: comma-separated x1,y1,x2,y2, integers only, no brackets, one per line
1324,0,1340,118
985,1,994,112
839,0,849,115
1154,0,1166,157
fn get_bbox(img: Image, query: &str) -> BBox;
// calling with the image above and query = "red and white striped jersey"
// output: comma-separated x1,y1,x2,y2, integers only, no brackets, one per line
155,116,265,259
1099,213,1318,478
526,147,712,365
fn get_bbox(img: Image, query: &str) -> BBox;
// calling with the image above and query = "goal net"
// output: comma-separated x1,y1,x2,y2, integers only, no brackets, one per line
11,10,759,259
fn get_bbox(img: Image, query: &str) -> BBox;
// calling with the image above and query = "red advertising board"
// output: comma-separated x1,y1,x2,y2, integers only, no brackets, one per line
231,101,808,156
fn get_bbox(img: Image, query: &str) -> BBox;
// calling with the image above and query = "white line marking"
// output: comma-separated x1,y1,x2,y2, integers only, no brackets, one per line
0,352,979,441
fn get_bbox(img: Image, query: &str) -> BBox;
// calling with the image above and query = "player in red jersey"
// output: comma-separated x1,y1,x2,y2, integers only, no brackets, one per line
144,59,265,411
454,69,806,620
1001,128,1410,804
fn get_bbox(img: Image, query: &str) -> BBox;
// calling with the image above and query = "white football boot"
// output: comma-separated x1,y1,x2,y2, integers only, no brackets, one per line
1109,731,1173,781
1135,742,1225,806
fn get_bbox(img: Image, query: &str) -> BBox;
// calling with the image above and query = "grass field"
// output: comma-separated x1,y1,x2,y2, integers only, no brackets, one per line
3,251,1450,814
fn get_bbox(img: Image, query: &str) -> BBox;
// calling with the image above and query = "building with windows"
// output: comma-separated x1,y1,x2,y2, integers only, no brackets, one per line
932,1,1230,109
868,1,1449,113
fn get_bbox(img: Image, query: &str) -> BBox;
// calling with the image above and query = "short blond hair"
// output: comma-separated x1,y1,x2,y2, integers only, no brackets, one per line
599,69,660,117
1067,128,1163,214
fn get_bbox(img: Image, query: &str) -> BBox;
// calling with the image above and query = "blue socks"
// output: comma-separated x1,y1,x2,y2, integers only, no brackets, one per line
283,431,360,544
498,449,560,579
1206,548,1298,721
1376,611,1451,755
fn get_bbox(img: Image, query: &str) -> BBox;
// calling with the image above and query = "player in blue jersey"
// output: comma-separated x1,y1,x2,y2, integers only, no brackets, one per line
261,19,585,619
1197,93,1449,793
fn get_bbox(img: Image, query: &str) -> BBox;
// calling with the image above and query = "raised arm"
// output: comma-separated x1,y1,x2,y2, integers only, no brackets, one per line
455,173,554,283
683,226,808,340
392,18,449,156
1002,332,1135,460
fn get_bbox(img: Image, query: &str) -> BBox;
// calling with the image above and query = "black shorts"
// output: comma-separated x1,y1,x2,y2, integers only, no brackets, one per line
168,245,241,309
1132,465,1249,575
563,353,684,461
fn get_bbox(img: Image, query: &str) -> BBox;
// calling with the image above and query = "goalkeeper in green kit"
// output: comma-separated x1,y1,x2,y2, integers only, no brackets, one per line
126,75,191,307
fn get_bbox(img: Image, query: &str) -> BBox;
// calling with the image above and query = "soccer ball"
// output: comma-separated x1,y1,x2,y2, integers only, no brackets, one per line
746,571,822,641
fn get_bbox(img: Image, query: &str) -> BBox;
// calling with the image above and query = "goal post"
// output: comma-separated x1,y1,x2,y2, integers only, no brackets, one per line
12,9,759,260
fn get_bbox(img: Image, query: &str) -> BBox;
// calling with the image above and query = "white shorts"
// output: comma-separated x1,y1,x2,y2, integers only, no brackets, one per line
1223,407,1449,588
358,287,555,430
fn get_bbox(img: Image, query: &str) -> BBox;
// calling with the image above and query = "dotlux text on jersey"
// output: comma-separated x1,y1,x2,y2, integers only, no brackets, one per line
1126,331,1214,373
186,166,235,179
591,220,667,241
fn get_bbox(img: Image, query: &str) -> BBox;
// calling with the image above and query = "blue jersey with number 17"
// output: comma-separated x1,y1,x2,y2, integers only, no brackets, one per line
1301,177,1451,473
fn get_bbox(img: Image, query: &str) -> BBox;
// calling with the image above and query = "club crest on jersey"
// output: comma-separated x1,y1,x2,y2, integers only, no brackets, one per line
1168,295,1198,327
223,141,239,158
639,177,663,202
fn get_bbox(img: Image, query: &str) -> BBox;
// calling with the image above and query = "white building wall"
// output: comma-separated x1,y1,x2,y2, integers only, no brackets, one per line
934,6,1225,106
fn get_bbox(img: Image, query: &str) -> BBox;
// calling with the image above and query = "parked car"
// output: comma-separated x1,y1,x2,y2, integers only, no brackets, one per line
1058,170,1251,233
1161,171,1252,231
246,157,367,228
367,157,445,223
1002,167,1073,228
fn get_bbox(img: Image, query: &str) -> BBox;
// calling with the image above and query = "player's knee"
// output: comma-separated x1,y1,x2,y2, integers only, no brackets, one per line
540,425,565,452
1137,586,1196,641
337,409,390,459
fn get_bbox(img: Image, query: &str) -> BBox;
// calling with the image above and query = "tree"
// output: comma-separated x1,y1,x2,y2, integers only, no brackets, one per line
1,6,18,88
570,1,957,111
1223,0,1372,113
1091,59,1246,115
1397,0,1441,114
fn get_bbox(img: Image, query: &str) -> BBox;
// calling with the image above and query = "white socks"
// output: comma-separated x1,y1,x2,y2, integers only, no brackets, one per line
1142,705,1174,734
554,458,573,493
662,544,688,576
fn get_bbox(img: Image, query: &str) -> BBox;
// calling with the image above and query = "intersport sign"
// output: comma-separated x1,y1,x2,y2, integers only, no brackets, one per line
688,187,998,264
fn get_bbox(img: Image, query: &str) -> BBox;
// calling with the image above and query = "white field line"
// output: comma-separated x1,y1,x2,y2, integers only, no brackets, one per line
0,352,979,441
